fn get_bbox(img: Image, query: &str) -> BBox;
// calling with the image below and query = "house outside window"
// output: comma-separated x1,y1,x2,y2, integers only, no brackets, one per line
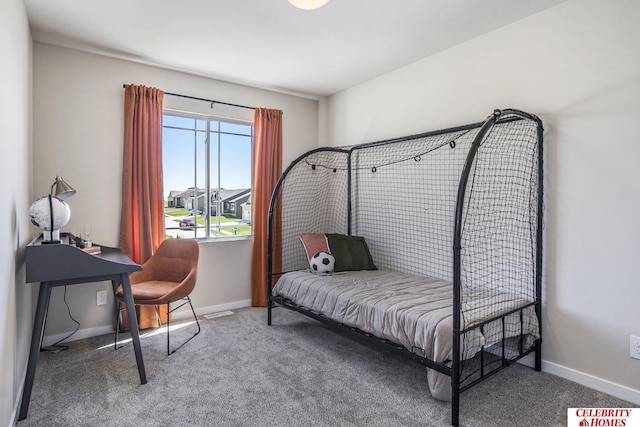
162,110,253,239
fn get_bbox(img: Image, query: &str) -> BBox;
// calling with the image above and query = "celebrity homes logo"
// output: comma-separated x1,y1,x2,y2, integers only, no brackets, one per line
568,408,639,427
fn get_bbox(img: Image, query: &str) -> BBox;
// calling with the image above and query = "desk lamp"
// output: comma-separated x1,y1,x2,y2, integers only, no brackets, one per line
51,175,76,199
28,176,76,244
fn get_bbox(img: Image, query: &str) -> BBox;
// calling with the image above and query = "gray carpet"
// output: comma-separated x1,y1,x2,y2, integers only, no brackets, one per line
17,307,631,427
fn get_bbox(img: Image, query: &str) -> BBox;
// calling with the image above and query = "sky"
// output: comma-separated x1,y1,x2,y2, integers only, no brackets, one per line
162,114,252,199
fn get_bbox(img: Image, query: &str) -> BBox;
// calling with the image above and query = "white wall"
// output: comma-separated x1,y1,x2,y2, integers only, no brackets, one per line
322,0,640,403
0,0,33,425
15,0,639,417
32,43,318,340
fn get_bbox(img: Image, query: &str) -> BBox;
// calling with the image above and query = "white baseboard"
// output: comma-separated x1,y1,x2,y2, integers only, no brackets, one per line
519,355,640,405
9,381,22,427
180,299,252,321
41,324,114,348
41,303,639,407
41,299,253,347
22,300,253,427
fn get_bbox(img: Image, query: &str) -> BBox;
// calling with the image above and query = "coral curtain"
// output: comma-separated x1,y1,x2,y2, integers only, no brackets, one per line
118,84,167,328
250,108,283,306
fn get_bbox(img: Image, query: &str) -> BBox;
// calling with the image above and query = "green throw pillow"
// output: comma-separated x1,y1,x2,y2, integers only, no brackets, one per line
325,234,377,272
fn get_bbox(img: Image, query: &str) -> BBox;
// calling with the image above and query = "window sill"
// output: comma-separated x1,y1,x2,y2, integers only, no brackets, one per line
195,235,253,244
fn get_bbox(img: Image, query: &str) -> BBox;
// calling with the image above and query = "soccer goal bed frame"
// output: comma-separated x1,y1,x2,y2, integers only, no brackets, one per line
266,108,543,426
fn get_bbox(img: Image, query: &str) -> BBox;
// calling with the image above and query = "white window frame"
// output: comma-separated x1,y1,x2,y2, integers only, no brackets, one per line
163,109,253,241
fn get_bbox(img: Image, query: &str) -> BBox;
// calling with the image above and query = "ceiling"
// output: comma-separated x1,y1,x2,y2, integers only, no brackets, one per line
24,0,564,99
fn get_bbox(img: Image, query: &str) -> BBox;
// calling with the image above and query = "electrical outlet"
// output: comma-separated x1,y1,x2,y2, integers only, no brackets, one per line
631,335,640,360
96,290,108,306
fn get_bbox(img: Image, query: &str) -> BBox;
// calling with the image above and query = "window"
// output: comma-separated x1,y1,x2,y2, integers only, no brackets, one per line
162,110,253,239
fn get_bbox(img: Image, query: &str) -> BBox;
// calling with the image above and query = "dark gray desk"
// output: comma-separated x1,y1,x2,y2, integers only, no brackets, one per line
18,235,146,420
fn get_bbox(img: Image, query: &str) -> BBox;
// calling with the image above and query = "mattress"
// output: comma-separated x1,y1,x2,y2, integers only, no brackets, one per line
273,269,539,400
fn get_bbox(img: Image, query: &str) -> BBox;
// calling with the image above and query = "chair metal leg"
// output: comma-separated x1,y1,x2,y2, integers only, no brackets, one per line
114,303,159,350
166,295,201,355
112,281,126,350
114,300,125,350
166,306,171,355
154,304,162,327
114,300,139,350
114,297,200,355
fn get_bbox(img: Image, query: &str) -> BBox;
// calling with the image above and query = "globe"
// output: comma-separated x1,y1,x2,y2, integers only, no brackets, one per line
28,195,71,232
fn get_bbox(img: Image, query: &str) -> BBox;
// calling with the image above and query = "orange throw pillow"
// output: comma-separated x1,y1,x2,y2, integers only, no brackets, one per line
299,233,330,261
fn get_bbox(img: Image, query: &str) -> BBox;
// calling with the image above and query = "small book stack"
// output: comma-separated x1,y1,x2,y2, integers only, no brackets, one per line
82,246,101,255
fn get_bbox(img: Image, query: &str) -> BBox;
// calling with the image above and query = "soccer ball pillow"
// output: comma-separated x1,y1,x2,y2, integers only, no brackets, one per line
309,251,335,275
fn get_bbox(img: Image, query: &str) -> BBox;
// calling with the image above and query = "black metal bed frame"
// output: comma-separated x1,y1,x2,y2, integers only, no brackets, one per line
266,109,543,426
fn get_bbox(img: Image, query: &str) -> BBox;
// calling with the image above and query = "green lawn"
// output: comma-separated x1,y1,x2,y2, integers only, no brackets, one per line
219,225,251,235
165,207,188,217
165,208,249,235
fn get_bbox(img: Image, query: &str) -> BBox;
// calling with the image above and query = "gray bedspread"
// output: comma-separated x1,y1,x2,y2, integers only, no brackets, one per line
273,269,539,400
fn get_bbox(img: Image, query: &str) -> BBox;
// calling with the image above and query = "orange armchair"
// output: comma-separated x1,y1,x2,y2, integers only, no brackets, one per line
115,238,200,354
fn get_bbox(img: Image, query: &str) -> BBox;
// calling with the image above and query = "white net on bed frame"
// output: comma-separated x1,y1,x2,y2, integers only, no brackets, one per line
269,111,541,387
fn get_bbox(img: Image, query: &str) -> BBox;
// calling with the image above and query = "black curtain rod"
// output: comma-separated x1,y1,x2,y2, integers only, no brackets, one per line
122,84,255,110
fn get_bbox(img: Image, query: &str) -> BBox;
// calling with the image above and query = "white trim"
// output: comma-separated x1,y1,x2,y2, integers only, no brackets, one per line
41,299,253,347
519,355,640,405
9,382,22,427
174,299,252,321
42,302,640,407
41,325,114,348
